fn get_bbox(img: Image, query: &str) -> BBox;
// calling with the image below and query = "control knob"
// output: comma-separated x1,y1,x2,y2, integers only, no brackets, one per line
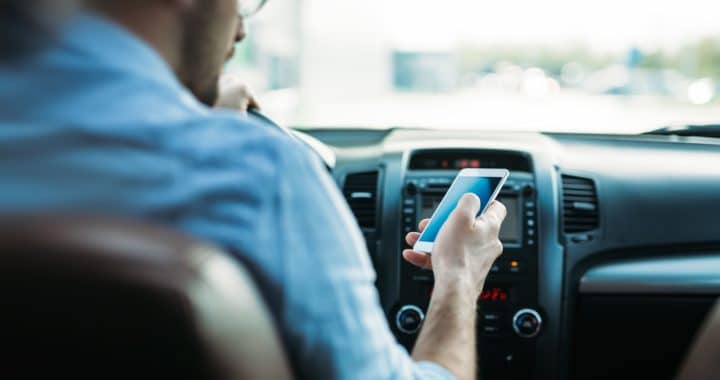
512,308,542,338
396,305,425,334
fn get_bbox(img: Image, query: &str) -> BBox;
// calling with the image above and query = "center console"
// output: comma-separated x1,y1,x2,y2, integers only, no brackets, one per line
392,149,541,379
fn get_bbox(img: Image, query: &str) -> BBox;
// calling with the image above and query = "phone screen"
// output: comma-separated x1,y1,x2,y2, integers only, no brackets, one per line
418,176,503,243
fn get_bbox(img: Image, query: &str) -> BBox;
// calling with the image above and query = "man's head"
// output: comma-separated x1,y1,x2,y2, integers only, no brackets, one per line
0,0,78,60
87,0,262,106
177,0,246,106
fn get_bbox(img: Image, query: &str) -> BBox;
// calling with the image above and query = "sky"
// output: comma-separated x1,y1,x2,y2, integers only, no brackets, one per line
383,0,720,51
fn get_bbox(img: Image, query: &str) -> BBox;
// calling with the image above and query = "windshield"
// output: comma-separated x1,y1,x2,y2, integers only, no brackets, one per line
226,0,720,133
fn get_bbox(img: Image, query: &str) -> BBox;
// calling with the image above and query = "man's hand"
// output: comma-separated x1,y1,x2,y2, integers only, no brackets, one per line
215,74,260,112
404,193,507,380
404,194,506,294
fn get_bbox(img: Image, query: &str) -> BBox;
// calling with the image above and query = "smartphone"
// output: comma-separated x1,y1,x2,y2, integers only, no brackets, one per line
413,168,509,254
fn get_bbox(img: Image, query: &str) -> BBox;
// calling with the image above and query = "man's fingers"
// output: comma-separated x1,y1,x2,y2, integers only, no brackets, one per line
405,220,431,247
215,74,259,112
418,218,430,232
402,250,433,270
248,95,261,111
482,200,507,224
405,231,421,247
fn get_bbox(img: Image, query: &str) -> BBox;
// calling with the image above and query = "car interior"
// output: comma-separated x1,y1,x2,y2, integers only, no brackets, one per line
4,128,720,380
2,0,720,379
317,127,720,379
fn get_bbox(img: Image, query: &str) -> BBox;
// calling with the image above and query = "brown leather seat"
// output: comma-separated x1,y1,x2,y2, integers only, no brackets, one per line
677,298,720,380
0,215,293,380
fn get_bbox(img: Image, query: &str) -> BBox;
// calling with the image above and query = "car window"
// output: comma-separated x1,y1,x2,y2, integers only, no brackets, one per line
226,0,720,133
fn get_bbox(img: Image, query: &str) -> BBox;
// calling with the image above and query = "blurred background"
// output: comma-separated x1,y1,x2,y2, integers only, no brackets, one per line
226,0,720,133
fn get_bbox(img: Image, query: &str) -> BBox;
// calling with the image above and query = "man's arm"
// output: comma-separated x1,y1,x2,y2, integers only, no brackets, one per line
413,277,478,379
404,195,507,380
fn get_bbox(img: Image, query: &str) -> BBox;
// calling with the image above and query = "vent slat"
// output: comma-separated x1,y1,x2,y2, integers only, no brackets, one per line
561,175,598,234
343,171,379,229
562,197,596,203
563,189,595,196
564,217,598,222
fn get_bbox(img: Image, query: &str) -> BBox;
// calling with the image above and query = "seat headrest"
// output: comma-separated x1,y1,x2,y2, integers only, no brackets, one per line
0,215,292,380
677,298,720,380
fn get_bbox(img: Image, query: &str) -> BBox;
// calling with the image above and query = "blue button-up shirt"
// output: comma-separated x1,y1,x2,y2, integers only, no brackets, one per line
0,13,453,380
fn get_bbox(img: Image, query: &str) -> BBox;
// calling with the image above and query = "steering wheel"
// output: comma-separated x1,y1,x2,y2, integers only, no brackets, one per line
247,109,336,170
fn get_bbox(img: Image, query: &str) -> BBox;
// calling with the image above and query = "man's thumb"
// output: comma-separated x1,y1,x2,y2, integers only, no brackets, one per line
448,193,481,225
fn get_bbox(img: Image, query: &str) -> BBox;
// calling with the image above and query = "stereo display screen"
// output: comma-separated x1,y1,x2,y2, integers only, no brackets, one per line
420,195,521,244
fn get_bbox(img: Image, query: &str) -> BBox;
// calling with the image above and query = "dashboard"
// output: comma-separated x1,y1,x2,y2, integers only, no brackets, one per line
303,128,720,380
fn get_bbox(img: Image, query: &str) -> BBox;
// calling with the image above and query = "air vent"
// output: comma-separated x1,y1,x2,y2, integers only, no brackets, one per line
343,171,379,229
562,175,599,233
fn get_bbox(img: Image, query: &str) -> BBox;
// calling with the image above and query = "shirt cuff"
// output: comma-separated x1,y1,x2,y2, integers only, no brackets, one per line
415,361,457,380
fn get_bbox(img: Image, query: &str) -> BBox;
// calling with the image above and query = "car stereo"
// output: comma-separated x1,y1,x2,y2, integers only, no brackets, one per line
415,184,524,247
393,154,541,379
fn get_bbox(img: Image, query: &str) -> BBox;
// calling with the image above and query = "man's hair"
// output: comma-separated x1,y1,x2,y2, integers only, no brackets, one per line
0,0,75,60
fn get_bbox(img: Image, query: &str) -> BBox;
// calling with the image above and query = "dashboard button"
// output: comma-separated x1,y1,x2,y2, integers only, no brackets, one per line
412,273,433,283
504,353,514,364
428,178,451,185
396,305,425,334
405,182,418,196
513,309,542,338
482,325,500,335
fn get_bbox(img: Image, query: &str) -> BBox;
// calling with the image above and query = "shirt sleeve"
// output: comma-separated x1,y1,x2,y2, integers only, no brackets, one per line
168,116,457,380
268,136,457,380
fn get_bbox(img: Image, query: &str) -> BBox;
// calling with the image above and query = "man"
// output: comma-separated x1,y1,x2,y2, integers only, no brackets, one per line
0,1,507,379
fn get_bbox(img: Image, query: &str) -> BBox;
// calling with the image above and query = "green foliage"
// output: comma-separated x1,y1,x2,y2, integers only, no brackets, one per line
457,38,720,81
685,38,720,79
456,44,616,76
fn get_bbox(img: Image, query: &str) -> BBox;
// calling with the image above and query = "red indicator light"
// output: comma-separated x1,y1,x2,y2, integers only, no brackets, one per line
432,286,509,302
479,287,509,302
